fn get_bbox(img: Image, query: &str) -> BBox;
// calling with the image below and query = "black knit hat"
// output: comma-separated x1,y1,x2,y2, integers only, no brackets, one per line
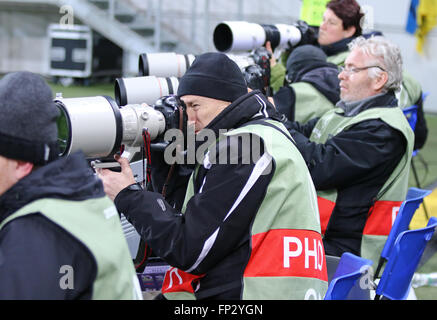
177,52,247,102
286,45,327,83
286,44,327,73
0,71,59,165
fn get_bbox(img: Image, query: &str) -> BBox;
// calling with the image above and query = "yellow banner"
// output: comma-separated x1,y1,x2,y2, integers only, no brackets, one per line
416,0,437,53
300,0,330,27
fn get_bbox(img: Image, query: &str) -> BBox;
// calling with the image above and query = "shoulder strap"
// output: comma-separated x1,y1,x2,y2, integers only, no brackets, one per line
239,118,297,147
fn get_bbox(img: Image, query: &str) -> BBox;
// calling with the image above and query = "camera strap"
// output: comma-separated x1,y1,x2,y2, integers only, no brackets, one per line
241,118,297,148
134,105,185,272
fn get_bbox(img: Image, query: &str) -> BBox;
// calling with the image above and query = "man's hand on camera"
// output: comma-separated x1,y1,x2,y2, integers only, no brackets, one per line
97,154,136,201
265,41,277,67
293,20,318,48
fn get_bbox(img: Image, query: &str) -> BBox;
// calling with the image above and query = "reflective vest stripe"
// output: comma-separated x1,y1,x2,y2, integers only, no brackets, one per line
244,229,328,281
162,228,329,295
317,196,335,234
363,200,402,235
162,268,204,294
318,196,402,236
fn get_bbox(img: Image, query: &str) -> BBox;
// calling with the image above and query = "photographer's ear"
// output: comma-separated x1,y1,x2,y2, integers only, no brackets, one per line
372,71,388,92
14,160,34,180
343,26,356,39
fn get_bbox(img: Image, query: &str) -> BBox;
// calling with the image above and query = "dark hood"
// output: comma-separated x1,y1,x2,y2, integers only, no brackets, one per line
288,59,340,105
0,152,105,222
300,64,341,105
273,61,340,123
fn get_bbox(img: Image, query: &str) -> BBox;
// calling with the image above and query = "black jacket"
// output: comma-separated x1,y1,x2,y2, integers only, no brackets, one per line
0,152,104,299
274,60,340,122
285,92,407,257
115,91,278,299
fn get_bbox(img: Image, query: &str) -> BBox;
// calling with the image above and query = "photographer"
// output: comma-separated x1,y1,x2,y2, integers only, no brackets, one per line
0,72,141,299
99,53,328,300
320,0,427,150
269,0,364,92
273,44,340,124
284,36,414,264
272,0,428,150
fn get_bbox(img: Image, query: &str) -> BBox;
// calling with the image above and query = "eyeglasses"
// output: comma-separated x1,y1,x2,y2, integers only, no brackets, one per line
339,65,386,76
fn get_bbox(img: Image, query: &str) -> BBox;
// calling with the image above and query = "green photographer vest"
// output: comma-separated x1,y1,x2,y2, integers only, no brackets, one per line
291,82,335,124
397,71,422,109
326,51,349,67
309,106,414,265
162,120,328,300
0,197,142,300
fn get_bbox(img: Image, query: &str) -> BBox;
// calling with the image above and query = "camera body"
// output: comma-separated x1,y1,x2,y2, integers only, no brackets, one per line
240,47,271,94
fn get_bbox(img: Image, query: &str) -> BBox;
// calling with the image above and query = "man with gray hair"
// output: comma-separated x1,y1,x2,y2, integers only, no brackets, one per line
284,36,414,265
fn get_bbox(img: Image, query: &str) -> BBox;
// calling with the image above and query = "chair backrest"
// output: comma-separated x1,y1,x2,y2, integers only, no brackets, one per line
403,91,429,156
375,217,437,300
402,91,429,131
380,187,431,261
324,252,373,300
403,104,418,131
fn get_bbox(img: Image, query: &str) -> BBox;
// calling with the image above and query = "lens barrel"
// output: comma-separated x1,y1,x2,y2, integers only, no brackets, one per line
213,21,302,52
139,52,195,77
115,76,179,106
55,96,123,159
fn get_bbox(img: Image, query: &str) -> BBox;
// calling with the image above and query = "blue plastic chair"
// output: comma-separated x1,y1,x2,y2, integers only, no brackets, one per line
324,252,373,300
403,92,429,170
403,104,419,159
374,187,431,279
403,104,418,131
402,94,431,222
375,217,437,300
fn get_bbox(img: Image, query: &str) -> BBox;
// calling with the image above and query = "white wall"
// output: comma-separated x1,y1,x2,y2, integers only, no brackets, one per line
0,5,60,75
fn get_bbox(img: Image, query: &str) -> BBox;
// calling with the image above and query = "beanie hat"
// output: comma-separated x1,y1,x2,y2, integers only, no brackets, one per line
286,44,327,73
177,52,247,102
286,45,328,83
0,71,59,165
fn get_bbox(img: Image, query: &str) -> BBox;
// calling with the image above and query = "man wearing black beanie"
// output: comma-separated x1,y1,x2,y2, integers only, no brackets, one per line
100,53,328,300
0,71,141,299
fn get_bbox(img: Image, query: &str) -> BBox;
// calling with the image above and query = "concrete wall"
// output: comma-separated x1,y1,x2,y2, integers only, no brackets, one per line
128,0,302,53
0,3,61,74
